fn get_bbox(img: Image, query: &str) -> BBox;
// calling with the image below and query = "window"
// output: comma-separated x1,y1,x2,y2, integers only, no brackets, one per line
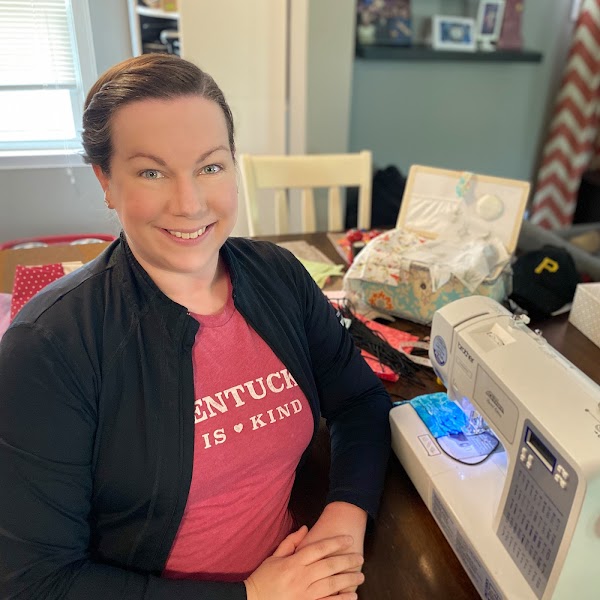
0,0,96,167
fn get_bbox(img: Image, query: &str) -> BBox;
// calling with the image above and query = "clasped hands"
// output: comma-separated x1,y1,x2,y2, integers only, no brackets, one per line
245,502,367,600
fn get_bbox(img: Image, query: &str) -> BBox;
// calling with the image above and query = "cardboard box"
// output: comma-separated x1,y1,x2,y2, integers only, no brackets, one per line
0,243,109,293
569,283,600,348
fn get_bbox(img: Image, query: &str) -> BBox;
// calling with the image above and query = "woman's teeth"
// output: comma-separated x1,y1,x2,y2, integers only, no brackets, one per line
167,226,207,239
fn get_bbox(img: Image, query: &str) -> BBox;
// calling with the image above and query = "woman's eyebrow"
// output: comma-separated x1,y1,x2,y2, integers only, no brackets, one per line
127,152,168,165
195,145,229,163
127,145,229,165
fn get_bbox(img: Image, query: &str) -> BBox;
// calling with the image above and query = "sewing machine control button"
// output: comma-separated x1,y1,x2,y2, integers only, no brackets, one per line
526,456,534,469
553,473,567,489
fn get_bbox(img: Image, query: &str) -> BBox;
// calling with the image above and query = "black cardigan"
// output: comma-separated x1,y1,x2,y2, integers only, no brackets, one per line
0,235,391,599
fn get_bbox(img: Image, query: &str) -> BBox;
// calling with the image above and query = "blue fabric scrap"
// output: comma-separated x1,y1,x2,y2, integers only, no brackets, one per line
409,392,468,438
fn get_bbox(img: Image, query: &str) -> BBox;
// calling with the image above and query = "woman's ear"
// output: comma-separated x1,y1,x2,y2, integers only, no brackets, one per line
92,164,109,193
92,165,112,208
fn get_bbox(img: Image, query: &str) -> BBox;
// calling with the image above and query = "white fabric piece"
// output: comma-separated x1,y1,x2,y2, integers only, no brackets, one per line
401,236,510,292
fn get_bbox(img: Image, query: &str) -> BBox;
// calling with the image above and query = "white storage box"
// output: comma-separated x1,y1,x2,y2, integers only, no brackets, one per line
569,282,600,348
343,165,530,324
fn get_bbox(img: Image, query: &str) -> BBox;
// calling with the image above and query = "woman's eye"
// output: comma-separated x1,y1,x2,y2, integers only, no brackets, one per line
140,169,164,180
201,164,222,174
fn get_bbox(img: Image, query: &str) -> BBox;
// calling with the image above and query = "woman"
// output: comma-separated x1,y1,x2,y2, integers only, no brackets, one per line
0,54,391,599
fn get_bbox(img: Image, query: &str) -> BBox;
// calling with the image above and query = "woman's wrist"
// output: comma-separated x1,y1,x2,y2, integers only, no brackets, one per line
323,501,368,523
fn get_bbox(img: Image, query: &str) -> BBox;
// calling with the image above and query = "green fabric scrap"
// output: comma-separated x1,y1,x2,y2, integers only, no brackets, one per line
298,259,345,288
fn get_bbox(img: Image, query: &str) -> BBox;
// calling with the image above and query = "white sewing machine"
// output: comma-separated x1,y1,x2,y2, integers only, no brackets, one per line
390,296,600,599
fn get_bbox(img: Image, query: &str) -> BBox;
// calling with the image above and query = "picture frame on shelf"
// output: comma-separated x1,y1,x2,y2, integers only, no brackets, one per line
356,0,413,47
497,0,524,50
476,0,506,50
432,16,476,52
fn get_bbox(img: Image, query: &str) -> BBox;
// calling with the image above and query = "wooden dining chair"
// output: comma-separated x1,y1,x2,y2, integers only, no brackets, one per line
239,151,372,236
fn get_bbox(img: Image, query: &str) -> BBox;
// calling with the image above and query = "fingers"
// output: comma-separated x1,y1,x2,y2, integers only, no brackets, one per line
320,594,358,600
309,571,365,599
308,552,364,582
296,535,354,566
272,525,309,558
339,584,359,594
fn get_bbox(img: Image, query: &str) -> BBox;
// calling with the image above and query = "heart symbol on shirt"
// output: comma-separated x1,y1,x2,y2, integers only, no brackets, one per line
234,423,243,433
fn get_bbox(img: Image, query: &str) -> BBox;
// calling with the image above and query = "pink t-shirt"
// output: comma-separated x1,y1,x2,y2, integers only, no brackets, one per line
163,281,313,582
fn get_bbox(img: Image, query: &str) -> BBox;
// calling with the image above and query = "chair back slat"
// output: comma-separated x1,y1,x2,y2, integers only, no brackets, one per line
327,186,343,232
274,189,288,235
240,151,372,235
301,188,317,233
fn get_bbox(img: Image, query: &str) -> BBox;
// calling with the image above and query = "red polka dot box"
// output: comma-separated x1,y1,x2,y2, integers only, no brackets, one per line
9,262,84,321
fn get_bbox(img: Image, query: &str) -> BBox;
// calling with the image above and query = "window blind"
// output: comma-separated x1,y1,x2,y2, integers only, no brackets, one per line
0,0,77,89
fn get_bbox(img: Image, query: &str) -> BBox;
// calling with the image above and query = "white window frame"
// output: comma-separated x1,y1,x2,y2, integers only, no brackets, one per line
0,0,97,170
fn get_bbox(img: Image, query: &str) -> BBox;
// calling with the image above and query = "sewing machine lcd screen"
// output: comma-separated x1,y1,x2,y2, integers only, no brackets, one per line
525,428,556,472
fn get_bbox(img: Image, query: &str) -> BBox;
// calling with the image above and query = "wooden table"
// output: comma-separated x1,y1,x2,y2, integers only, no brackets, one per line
2,233,597,598
274,232,600,600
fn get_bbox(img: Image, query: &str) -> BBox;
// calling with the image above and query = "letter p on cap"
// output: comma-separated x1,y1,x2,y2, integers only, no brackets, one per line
534,257,559,274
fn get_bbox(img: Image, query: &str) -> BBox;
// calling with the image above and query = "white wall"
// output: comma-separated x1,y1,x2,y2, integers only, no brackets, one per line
180,0,288,236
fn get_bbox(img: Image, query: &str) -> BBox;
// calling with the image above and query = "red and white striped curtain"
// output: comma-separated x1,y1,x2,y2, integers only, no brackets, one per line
529,0,600,229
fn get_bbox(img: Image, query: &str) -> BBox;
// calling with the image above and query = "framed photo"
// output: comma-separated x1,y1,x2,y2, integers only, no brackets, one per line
432,16,476,52
476,0,506,49
356,0,413,47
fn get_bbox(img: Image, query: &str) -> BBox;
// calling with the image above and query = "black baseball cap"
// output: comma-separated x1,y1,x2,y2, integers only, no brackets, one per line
510,245,580,319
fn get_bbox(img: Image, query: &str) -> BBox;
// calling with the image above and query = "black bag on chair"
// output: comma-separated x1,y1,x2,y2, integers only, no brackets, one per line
345,165,406,229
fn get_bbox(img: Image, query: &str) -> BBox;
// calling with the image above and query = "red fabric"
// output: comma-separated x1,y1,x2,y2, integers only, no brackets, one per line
329,301,419,382
163,281,313,582
355,315,418,382
10,263,66,321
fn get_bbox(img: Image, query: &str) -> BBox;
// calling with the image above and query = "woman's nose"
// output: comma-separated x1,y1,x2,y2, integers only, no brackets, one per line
171,178,207,216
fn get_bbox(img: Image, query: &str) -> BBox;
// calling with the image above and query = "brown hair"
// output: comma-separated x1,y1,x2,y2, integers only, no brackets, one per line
82,54,235,174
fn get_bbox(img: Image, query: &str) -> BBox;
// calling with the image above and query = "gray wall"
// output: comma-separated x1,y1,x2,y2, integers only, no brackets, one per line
0,0,131,243
350,0,574,181
0,0,575,242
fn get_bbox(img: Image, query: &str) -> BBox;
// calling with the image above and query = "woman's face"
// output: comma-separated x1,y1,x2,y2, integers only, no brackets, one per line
94,95,238,284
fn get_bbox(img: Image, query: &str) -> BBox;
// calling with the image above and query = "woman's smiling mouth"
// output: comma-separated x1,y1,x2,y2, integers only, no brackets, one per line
164,225,211,239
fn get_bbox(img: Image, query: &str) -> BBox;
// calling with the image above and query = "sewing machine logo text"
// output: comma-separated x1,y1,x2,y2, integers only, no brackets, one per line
457,341,474,363
485,390,504,416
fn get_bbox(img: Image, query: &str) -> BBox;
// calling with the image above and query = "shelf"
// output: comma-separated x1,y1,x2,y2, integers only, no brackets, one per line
136,6,179,20
356,44,543,63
